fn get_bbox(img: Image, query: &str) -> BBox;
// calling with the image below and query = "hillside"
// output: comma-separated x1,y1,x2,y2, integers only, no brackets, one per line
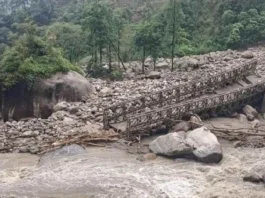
1,0,265,84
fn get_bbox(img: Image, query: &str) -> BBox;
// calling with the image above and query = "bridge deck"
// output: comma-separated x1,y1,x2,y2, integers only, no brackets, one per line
216,75,261,94
110,75,263,134
103,60,258,128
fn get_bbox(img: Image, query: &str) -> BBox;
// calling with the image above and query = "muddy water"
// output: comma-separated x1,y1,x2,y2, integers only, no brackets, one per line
1,141,265,198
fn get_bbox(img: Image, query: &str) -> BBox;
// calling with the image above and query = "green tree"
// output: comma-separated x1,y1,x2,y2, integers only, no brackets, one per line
83,1,111,66
166,0,185,71
0,21,78,89
148,23,163,70
134,22,152,74
46,22,87,63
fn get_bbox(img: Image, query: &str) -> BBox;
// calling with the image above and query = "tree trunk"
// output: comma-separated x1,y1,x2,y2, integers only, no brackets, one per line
99,46,103,66
171,0,176,72
142,46,146,74
118,31,121,69
118,40,120,69
107,38,126,70
94,49,97,64
154,59,156,71
108,44,112,72
99,33,103,66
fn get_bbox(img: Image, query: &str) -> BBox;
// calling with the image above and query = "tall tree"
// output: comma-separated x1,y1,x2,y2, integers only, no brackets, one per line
83,1,111,66
134,23,150,74
46,23,87,63
166,0,185,71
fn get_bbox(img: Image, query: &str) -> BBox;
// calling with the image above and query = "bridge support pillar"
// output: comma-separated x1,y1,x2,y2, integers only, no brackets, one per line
261,93,265,113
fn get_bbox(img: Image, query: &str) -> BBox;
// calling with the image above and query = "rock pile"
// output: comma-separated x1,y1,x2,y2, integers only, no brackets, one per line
122,49,255,76
0,108,118,154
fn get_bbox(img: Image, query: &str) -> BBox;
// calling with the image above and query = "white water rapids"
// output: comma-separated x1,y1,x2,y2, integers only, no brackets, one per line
1,141,265,198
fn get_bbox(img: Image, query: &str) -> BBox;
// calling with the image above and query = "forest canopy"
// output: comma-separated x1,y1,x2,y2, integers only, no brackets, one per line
1,0,265,87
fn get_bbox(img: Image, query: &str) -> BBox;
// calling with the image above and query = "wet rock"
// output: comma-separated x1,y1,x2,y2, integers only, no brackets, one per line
39,144,86,166
172,121,191,132
242,51,254,59
149,132,192,157
186,127,223,163
243,173,261,183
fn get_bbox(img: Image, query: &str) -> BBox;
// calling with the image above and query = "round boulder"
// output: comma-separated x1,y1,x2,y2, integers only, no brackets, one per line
149,132,192,157
186,127,223,163
1,71,95,121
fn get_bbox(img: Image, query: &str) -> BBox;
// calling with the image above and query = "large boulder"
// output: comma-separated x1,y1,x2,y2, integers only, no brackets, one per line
149,132,192,157
186,127,223,163
1,71,94,121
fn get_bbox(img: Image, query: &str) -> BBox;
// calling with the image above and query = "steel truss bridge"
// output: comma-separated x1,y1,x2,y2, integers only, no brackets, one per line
103,59,263,136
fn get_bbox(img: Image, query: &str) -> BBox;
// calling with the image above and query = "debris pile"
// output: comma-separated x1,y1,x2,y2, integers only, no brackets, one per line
0,48,264,153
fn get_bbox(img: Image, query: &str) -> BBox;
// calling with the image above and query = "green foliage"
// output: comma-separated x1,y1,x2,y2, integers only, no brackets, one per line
2,0,265,82
45,22,87,62
0,22,79,89
86,61,108,78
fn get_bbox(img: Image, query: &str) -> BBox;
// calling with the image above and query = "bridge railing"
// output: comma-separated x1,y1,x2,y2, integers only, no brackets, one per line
103,59,257,128
127,77,265,135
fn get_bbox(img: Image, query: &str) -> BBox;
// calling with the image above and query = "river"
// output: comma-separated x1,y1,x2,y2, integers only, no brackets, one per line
1,139,265,198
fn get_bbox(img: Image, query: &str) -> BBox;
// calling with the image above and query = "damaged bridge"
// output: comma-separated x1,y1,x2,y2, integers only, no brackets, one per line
103,59,265,136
